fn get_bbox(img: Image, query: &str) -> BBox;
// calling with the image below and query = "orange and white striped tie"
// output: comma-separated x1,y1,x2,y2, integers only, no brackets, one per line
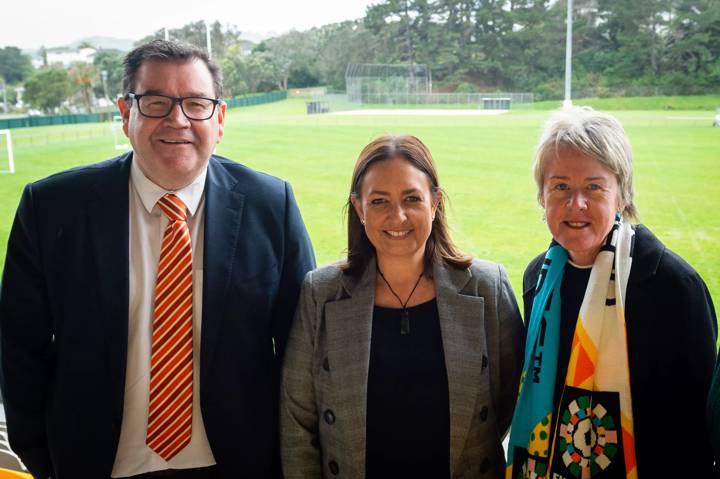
147,193,193,460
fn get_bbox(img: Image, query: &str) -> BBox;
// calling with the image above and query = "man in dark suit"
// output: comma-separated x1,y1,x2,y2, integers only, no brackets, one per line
0,40,315,479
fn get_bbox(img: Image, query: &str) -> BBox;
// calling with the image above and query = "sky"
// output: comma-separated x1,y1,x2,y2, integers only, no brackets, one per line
1,0,378,50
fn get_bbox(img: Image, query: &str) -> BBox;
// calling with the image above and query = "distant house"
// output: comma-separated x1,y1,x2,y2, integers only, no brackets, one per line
239,40,254,56
32,47,96,68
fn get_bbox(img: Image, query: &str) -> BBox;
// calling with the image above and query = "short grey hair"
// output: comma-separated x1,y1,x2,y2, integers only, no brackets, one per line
532,106,638,221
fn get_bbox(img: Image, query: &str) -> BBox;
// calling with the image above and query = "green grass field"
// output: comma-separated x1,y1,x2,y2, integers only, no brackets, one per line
1,98,719,311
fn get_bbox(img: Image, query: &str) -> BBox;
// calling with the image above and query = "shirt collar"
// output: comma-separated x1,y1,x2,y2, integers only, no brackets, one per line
130,158,207,217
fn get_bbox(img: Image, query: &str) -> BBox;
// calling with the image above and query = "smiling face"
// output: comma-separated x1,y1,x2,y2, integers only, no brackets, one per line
352,157,439,265
117,59,226,190
541,148,623,265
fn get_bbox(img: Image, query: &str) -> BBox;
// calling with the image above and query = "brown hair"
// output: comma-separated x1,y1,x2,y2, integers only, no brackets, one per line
342,135,472,277
122,39,223,98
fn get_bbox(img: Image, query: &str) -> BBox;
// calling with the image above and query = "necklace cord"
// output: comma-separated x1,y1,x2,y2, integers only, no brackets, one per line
377,267,424,309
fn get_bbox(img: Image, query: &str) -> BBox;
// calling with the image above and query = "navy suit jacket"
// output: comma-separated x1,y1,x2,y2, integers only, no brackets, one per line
0,153,316,479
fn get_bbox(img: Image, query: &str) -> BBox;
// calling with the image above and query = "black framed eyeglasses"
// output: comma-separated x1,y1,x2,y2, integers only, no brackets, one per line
126,93,221,121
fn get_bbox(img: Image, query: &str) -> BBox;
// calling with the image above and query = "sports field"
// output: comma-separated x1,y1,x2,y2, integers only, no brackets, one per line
1,98,718,309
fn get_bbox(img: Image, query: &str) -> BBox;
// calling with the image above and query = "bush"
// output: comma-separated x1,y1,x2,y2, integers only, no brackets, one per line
455,82,479,93
534,80,564,101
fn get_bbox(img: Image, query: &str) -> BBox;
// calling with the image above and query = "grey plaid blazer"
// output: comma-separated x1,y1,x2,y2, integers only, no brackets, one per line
280,257,525,479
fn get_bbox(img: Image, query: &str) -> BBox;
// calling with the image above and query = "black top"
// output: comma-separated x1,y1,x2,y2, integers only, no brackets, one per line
365,298,450,479
523,225,718,477
553,263,592,410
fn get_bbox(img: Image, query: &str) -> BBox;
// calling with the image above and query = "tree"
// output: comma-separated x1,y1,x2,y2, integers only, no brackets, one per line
0,46,33,84
266,30,322,90
315,21,376,89
93,49,124,102
594,0,671,83
365,0,418,63
219,45,249,97
38,45,48,67
243,53,280,92
69,62,97,112
24,68,73,113
129,5,720,99
666,0,720,90
505,0,565,94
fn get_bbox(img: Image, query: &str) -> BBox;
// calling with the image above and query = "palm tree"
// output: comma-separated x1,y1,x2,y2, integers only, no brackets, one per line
70,62,97,113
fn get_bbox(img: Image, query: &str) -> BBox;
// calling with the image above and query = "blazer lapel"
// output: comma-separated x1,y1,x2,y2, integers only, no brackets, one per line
323,260,485,476
434,262,485,476
324,260,375,477
201,157,244,370
87,153,131,421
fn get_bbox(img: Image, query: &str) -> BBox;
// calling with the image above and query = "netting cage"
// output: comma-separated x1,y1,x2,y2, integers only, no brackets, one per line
345,64,431,104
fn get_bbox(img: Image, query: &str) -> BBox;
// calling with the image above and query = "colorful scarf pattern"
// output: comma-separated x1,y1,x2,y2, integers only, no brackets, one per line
507,215,637,479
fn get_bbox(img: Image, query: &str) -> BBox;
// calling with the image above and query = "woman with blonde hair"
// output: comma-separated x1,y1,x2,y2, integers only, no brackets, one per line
507,107,717,478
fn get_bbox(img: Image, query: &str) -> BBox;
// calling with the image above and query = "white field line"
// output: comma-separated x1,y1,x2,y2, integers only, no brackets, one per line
665,116,713,120
647,157,713,281
332,109,509,116
669,194,710,272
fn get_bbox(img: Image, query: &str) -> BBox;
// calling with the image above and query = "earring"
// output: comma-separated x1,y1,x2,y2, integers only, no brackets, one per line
360,218,365,225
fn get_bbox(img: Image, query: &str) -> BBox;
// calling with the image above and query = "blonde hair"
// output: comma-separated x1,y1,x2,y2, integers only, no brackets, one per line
533,106,638,220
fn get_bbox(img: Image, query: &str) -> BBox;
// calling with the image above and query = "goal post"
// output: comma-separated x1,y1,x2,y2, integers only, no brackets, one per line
112,115,129,151
0,129,15,174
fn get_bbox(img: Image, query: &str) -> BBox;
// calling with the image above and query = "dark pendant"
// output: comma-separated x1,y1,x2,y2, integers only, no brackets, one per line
400,309,410,335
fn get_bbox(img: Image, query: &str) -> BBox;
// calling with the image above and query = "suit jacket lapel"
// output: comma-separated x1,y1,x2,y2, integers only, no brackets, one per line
201,156,244,371
324,260,375,477
87,153,131,421
324,259,485,476
434,262,485,476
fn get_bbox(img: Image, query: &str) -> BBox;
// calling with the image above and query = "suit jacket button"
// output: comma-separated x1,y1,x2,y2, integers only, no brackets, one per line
324,409,336,425
479,457,491,473
323,357,330,371
329,460,339,475
479,405,488,421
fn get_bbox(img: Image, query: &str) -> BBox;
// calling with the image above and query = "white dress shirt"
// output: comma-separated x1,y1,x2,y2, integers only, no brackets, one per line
111,160,216,477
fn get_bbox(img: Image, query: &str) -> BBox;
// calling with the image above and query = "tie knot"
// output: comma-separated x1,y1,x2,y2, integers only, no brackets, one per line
157,194,188,222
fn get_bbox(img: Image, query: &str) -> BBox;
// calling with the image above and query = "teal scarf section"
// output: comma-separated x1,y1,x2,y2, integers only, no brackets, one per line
506,241,568,476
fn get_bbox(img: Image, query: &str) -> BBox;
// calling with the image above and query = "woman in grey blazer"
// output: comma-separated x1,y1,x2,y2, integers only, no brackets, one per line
281,135,525,478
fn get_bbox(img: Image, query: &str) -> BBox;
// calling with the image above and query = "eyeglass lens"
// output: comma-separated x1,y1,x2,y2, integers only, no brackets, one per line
138,95,215,120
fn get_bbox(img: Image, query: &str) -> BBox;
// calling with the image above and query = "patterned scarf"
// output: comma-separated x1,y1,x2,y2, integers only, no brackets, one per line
507,214,637,479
